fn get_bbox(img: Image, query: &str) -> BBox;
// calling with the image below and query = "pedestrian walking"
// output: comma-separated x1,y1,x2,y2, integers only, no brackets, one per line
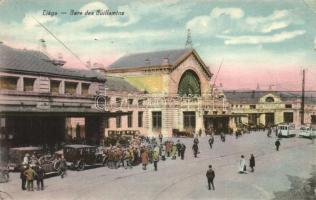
171,144,177,160
192,143,199,158
152,150,159,171
123,150,131,169
165,141,172,157
161,145,166,161
59,155,67,178
198,129,202,137
180,143,186,160
239,155,247,174
176,140,181,157
24,165,37,191
220,132,225,142
35,165,45,190
267,127,272,137
236,129,241,139
275,139,281,151
274,127,278,137
249,154,255,172
208,135,214,149
20,165,27,190
141,149,149,170
193,136,199,145
159,133,163,144
23,153,29,165
206,165,215,190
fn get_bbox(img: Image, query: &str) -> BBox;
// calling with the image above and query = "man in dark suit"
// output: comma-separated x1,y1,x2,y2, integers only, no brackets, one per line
206,165,215,190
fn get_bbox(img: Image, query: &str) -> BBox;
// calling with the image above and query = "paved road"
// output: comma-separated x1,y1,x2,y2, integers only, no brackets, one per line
1,132,315,200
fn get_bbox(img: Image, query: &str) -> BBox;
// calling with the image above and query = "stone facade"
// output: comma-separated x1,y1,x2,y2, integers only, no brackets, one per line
105,49,229,136
225,91,316,129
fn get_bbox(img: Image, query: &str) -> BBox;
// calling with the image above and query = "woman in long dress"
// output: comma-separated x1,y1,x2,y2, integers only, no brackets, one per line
239,155,247,174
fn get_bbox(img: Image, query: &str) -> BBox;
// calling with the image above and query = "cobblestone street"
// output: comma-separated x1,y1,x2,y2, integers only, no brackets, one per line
1,132,315,200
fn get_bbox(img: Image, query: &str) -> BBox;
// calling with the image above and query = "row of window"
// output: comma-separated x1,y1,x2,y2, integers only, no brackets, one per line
0,76,91,95
104,111,196,130
107,97,143,106
250,104,292,109
105,111,144,129
232,104,293,109
248,112,294,124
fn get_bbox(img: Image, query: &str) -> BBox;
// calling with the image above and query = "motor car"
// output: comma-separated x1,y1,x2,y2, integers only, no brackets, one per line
298,125,316,139
7,146,43,171
277,123,296,138
7,146,61,176
63,144,106,170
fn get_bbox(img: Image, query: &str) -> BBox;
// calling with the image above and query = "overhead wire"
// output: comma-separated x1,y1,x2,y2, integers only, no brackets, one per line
11,0,87,68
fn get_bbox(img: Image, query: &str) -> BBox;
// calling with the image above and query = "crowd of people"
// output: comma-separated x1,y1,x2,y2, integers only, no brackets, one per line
102,136,187,171
15,127,285,192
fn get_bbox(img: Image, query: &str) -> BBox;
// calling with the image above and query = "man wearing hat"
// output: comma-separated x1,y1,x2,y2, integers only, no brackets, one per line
24,165,37,191
20,164,27,190
206,165,215,190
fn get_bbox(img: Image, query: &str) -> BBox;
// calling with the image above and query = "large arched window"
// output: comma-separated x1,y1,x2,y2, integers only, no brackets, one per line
265,96,275,103
178,70,201,96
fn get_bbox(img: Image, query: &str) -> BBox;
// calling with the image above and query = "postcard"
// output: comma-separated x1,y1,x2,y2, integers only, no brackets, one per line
0,0,315,200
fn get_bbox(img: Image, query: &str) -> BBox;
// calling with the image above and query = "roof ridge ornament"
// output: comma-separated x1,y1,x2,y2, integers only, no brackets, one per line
185,29,193,48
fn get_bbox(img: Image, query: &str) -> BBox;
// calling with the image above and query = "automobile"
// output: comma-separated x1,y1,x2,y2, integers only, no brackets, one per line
277,123,296,138
63,144,106,170
7,146,61,176
7,146,43,171
298,126,316,139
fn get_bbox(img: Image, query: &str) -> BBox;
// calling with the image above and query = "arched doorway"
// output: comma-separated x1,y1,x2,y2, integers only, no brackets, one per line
178,70,201,96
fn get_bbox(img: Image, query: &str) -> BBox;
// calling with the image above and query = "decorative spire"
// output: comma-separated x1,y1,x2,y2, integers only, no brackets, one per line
185,28,193,48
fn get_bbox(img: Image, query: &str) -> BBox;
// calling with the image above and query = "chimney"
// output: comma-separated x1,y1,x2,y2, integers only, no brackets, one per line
91,63,105,73
161,57,169,66
51,52,66,67
251,90,255,98
145,58,151,66
39,39,47,54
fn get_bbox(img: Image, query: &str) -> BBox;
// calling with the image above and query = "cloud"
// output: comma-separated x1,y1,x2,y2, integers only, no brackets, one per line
186,7,244,34
125,0,192,21
187,8,297,36
246,10,290,25
217,30,306,45
210,7,244,19
260,21,290,33
22,10,59,29
245,10,293,33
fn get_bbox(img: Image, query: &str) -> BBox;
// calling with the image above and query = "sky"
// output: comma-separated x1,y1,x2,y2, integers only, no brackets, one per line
0,0,315,91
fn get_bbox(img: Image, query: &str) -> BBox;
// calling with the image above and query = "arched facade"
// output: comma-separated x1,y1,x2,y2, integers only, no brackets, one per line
178,70,201,96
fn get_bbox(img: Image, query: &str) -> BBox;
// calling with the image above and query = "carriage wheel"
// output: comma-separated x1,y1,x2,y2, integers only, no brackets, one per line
53,160,61,171
78,161,85,171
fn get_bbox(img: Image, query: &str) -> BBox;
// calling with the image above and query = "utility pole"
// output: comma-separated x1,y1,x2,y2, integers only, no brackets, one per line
300,69,305,125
